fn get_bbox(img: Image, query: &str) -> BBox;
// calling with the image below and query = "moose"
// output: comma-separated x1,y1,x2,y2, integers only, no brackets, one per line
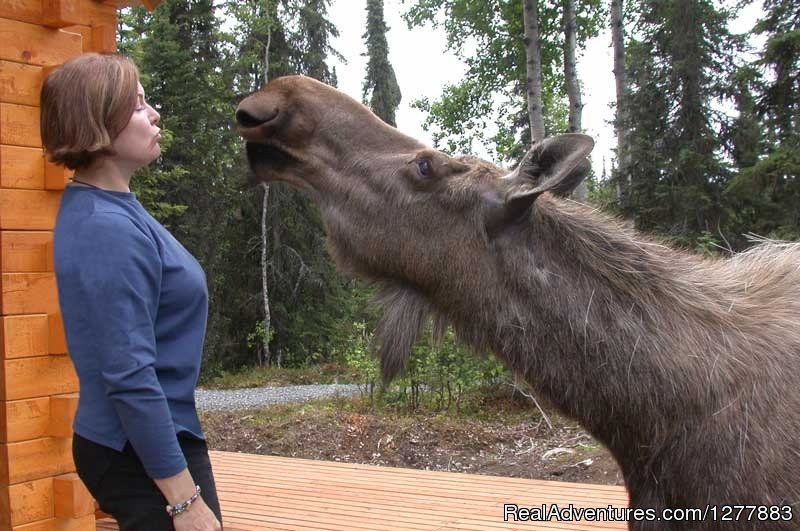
236,75,799,529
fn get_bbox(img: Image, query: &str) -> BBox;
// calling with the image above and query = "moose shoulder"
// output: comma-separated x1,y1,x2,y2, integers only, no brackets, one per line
236,75,800,530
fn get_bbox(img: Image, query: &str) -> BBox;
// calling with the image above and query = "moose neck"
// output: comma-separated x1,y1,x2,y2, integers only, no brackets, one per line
442,195,743,471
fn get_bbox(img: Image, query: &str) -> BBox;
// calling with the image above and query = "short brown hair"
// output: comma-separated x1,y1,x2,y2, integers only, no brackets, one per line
40,53,140,170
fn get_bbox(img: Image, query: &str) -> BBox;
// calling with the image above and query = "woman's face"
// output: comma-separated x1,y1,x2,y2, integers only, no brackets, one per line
110,82,161,169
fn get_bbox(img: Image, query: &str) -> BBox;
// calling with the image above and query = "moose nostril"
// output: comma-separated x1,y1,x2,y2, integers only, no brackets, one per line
236,109,266,128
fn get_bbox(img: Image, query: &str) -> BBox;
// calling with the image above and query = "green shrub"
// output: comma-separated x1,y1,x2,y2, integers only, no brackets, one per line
342,322,509,411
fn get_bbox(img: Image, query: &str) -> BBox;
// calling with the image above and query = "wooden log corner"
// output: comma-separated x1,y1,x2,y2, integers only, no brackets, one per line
105,0,163,12
53,473,94,519
41,0,84,29
48,394,78,439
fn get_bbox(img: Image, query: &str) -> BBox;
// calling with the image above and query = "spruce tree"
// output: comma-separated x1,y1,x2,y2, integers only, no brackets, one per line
118,1,365,371
362,0,402,126
226,0,358,367
119,0,242,369
619,0,744,245
227,0,294,96
295,0,339,84
724,0,799,242
756,0,800,144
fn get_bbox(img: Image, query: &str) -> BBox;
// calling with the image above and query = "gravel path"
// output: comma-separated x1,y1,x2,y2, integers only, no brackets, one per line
195,383,365,411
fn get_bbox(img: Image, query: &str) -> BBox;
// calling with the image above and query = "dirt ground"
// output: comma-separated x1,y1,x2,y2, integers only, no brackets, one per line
200,392,624,486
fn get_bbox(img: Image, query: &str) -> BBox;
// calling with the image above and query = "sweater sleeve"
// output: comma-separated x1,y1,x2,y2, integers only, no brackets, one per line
73,212,187,479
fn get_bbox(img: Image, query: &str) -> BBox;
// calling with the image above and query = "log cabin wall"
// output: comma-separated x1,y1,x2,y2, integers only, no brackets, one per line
0,2,142,529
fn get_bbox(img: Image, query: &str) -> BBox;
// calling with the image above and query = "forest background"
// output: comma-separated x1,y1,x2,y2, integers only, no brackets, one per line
117,0,799,396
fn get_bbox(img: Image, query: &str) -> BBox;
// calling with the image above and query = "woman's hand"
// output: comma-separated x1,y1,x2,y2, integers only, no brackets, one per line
173,497,222,531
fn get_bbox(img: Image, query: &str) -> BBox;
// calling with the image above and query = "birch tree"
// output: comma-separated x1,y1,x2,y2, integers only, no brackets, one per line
406,1,601,163
561,0,587,201
523,0,546,141
562,0,582,133
260,0,273,366
610,0,628,199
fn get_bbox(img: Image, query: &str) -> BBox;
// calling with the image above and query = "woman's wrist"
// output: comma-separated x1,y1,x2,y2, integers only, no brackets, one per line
166,484,202,517
154,468,199,506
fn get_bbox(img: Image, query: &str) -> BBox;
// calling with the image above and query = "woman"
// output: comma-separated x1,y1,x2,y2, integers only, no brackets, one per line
41,53,222,531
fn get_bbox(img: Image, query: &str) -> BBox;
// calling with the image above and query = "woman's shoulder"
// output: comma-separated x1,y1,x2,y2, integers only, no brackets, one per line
59,190,149,232
57,200,159,259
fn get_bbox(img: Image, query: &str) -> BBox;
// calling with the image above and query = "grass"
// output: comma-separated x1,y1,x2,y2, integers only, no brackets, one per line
198,362,363,389
253,383,552,423
199,364,548,425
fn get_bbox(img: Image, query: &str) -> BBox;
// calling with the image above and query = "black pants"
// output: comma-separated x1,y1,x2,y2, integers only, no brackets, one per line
73,433,223,530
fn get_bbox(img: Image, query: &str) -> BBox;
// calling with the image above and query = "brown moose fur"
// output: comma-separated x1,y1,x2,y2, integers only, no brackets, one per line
236,75,800,530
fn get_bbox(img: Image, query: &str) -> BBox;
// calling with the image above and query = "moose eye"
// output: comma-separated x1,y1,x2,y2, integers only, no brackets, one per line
417,159,432,177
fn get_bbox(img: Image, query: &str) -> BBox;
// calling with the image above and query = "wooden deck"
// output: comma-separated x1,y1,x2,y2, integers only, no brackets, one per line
97,451,628,530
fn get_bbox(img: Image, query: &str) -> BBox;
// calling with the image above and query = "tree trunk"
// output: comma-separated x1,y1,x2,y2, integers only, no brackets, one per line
260,0,272,365
563,0,582,133
563,0,587,201
610,0,629,199
522,0,546,142
260,182,271,366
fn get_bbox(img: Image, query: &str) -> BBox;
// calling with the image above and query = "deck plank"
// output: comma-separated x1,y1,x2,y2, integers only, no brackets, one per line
95,451,628,530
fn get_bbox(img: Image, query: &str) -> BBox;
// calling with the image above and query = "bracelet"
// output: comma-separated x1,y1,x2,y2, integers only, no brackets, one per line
165,485,202,518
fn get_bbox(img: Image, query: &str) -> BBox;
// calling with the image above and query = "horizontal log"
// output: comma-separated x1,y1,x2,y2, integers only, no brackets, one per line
59,26,90,53
0,397,50,444
42,0,83,28
0,61,41,107
0,477,53,528
0,18,83,67
44,161,71,190
0,315,49,361
0,484,6,527
47,394,77,439
0,190,61,230
0,392,75,444
0,103,40,148
11,513,95,531
0,355,78,401
0,0,43,26
0,273,59,316
0,145,45,189
53,473,93,519
48,314,66,356
0,436,74,485
0,232,53,273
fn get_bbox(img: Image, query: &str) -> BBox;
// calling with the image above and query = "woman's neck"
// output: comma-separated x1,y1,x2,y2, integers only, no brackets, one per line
72,158,134,192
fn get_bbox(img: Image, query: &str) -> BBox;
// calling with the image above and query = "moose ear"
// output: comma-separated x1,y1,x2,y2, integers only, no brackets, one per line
485,134,594,234
505,133,594,200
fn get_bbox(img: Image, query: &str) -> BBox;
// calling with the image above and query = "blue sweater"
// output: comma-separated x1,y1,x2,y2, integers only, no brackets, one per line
54,186,208,479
